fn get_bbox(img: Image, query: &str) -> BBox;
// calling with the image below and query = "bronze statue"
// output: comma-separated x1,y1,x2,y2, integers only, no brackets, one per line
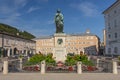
55,9,64,33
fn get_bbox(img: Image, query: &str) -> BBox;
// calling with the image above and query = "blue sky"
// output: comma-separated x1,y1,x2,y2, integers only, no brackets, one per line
0,0,116,41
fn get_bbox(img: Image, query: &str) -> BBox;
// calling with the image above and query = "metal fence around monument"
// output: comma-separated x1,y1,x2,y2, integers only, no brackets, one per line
98,60,113,73
0,60,3,73
8,57,41,73
8,59,20,72
84,58,113,73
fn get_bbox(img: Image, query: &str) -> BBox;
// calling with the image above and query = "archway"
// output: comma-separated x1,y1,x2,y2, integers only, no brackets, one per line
14,47,17,55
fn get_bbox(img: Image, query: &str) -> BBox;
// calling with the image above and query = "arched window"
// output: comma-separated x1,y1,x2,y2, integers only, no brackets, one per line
14,47,17,55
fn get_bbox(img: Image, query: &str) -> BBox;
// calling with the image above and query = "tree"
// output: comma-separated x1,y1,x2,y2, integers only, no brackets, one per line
29,54,45,65
0,23,35,39
65,54,94,66
45,53,55,64
65,55,76,66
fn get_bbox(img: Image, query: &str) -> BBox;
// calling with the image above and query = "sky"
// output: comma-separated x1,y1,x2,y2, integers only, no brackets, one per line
0,0,116,41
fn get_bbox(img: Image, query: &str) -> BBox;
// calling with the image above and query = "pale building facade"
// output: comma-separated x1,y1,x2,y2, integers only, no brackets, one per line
34,31,100,56
0,32,36,57
103,0,120,56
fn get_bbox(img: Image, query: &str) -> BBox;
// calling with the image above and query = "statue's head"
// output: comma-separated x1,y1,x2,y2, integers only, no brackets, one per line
57,9,61,13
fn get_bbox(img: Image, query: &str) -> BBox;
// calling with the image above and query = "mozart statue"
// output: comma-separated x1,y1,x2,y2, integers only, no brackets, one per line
55,9,64,33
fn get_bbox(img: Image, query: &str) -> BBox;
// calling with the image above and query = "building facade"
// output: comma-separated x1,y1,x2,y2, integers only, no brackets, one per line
103,0,120,56
34,31,100,56
0,32,36,57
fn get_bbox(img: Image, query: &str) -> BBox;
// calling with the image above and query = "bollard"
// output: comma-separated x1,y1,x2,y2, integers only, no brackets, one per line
28,56,30,61
77,62,82,74
3,61,8,75
20,58,23,70
96,59,100,68
41,60,45,74
88,56,90,61
113,61,118,74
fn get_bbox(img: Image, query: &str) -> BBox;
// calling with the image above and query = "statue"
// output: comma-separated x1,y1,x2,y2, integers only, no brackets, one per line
55,9,64,33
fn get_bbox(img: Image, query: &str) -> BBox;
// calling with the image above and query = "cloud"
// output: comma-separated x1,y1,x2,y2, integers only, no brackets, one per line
70,2,100,17
0,14,22,27
27,7,40,13
0,5,15,14
0,0,27,14
0,0,28,22
24,27,53,37
13,0,27,7
0,0,28,26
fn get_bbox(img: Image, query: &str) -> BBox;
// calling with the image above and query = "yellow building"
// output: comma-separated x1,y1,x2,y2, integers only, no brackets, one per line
34,30,100,56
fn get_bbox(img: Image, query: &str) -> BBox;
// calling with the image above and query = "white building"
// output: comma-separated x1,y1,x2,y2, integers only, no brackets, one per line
0,31,36,57
103,0,120,56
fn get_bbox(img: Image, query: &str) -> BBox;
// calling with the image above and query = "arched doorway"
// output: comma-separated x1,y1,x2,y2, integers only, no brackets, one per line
10,49,12,56
14,47,17,55
3,49,7,57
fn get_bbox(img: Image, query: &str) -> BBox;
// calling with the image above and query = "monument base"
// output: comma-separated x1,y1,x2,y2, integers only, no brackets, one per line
53,47,66,62
53,33,67,62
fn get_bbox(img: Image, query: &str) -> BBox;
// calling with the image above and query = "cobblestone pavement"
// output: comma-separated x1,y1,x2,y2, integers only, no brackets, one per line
0,57,120,80
0,72,120,80
0,67,120,80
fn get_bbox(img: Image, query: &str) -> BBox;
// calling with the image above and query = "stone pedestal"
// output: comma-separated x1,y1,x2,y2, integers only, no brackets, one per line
19,58,23,70
53,47,66,62
53,33,67,62
28,56,30,61
113,61,118,74
77,62,82,74
96,59,100,68
41,61,45,74
3,61,8,75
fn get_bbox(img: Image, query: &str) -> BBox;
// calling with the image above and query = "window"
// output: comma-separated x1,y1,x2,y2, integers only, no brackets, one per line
108,14,110,18
114,19,117,27
83,42,85,44
108,34,111,39
108,27,111,30
108,48,111,54
6,39,9,45
114,10,117,14
108,23,110,27
115,33,117,38
114,47,118,54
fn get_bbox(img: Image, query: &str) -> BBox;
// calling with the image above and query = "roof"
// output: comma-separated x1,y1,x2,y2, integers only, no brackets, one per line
0,31,36,42
33,35,53,40
34,33,99,40
68,33,96,36
103,0,120,14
